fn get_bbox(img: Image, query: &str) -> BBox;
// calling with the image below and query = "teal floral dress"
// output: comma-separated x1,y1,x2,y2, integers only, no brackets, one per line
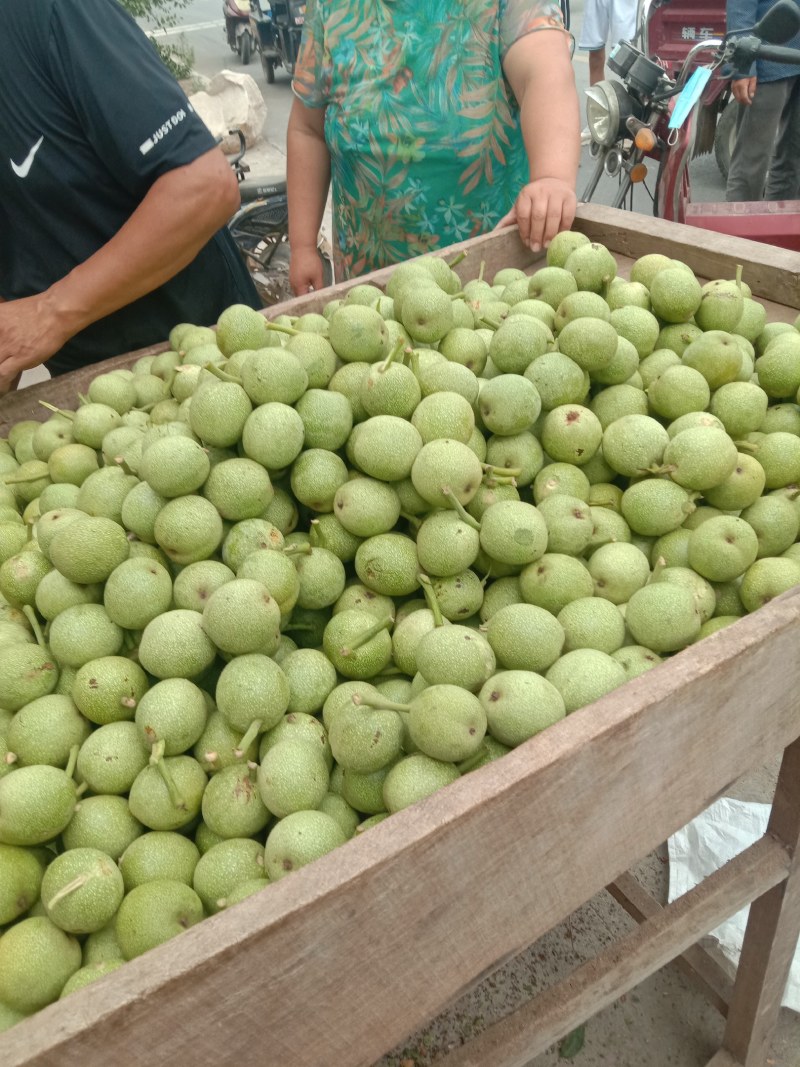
292,0,567,279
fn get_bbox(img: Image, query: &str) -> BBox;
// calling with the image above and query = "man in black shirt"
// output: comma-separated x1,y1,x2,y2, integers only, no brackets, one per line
0,0,261,390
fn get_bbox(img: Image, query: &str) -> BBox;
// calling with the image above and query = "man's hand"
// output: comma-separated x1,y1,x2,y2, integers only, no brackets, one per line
289,245,325,296
0,293,69,394
732,76,757,105
495,177,577,252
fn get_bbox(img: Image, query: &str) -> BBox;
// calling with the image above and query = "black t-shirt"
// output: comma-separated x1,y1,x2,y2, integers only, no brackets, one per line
0,0,261,375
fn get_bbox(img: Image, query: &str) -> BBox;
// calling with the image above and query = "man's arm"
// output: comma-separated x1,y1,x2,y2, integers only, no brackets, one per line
0,146,240,391
287,98,331,295
497,29,581,250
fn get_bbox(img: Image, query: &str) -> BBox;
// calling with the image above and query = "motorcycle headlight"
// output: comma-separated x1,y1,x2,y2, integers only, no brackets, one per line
585,80,636,148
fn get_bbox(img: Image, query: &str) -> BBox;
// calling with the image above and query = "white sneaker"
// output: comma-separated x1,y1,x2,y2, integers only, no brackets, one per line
580,126,592,145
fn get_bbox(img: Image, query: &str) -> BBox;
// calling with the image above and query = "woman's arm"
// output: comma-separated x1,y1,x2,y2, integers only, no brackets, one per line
498,29,581,250
0,146,241,391
287,98,332,295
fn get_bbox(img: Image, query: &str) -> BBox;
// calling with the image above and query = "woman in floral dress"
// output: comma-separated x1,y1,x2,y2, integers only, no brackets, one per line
287,0,581,292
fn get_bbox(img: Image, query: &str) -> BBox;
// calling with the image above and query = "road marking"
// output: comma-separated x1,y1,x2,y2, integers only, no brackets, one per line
147,19,224,38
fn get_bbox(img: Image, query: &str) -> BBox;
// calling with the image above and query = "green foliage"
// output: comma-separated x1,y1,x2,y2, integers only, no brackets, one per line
119,0,195,80
559,1024,586,1059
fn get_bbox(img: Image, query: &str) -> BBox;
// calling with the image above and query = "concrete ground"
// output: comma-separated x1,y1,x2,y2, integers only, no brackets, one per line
18,6,800,1063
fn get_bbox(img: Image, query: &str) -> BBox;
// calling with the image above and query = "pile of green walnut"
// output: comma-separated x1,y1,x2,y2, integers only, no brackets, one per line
2,231,800,1029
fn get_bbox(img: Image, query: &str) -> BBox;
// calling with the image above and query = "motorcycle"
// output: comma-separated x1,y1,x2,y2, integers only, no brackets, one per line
226,130,333,305
223,0,256,66
250,0,306,85
581,0,727,209
580,0,800,250
634,1,735,177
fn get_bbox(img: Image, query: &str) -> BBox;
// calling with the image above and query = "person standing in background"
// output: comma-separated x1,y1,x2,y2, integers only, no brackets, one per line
725,0,800,201
579,0,638,143
287,0,581,294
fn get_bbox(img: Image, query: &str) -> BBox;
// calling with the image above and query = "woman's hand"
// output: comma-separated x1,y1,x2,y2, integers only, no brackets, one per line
496,177,577,252
289,245,325,296
501,29,580,252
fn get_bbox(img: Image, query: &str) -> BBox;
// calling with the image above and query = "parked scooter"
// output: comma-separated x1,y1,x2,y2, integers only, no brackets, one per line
580,0,800,250
250,0,305,84
226,130,333,304
223,0,256,65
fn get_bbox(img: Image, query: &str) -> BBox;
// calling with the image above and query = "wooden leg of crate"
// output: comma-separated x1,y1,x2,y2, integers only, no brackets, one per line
608,871,733,1016
711,737,800,1067
431,835,790,1067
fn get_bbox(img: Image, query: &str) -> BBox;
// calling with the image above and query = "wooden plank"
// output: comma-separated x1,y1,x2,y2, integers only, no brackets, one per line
431,836,789,1067
248,227,544,318
3,591,800,1067
719,738,800,1066
608,872,733,1015
0,231,542,434
572,203,800,309
0,341,171,434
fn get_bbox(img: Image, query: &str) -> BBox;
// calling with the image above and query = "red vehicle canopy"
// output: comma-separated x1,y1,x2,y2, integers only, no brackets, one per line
642,0,727,75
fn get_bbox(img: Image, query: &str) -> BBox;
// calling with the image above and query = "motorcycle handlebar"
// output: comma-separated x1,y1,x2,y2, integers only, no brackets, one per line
730,41,800,78
753,42,800,63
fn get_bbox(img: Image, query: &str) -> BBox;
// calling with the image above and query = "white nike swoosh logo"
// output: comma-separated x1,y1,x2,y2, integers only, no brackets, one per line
10,135,44,178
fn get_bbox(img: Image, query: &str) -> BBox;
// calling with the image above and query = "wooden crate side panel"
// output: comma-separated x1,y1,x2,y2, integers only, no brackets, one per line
4,590,800,1067
0,230,542,435
0,343,171,434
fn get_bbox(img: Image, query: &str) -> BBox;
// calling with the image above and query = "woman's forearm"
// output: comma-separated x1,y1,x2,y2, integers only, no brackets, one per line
504,31,581,189
518,57,580,188
287,99,331,253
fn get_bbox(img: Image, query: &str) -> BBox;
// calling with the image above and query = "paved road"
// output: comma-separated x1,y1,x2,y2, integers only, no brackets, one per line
144,0,296,144
139,0,727,209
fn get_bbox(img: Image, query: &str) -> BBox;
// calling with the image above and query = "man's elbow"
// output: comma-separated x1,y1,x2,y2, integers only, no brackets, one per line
176,147,242,228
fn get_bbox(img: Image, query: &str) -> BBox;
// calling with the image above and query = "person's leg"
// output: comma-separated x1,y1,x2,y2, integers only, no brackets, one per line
579,0,609,139
765,76,800,200
579,0,609,84
726,79,789,201
588,47,606,85
609,0,638,47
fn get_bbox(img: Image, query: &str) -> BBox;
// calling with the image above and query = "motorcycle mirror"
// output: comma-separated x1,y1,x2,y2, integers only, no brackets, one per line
752,0,800,44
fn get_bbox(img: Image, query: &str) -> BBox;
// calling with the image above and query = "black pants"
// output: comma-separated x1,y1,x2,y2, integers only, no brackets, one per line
726,75,800,201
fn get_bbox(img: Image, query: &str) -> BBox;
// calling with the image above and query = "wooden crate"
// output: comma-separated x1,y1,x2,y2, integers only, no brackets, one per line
1,206,799,1067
